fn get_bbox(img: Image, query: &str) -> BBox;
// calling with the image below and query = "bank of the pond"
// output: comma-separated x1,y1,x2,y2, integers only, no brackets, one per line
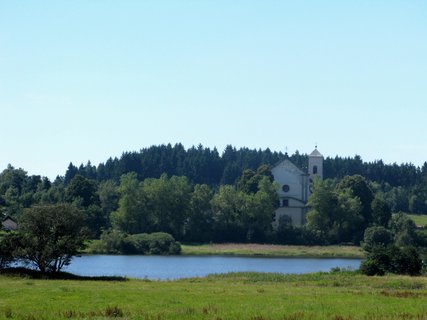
84,241,365,258
181,243,365,258
1,272,426,320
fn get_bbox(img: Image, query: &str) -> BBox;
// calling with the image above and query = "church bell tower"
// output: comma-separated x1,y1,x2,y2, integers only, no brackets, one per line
308,146,324,181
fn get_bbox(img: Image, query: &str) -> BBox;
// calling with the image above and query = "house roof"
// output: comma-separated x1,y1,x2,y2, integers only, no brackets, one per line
2,215,17,222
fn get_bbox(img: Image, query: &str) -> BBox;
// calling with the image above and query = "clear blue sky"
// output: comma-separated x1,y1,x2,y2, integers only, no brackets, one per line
1,1,426,179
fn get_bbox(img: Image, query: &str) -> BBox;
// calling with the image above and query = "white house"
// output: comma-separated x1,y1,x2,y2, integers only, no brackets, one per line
272,148,323,227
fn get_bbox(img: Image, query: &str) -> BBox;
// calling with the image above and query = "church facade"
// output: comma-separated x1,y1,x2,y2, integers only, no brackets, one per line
272,148,323,227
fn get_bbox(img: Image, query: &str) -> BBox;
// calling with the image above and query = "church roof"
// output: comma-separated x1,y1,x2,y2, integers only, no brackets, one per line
309,148,323,157
272,159,305,175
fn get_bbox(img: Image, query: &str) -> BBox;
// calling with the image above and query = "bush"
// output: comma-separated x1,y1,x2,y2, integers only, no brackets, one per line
360,246,390,276
388,246,422,276
145,232,181,255
94,229,127,254
95,230,181,255
123,233,150,254
360,245,422,276
361,226,393,252
360,258,385,276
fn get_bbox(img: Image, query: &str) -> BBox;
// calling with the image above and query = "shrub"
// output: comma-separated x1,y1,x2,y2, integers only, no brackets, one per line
361,226,393,253
146,232,181,255
97,229,127,254
388,246,422,276
123,233,150,254
360,246,390,276
360,245,422,276
95,230,181,255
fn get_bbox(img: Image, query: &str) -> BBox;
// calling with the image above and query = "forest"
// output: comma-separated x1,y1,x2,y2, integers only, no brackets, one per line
1,143,426,246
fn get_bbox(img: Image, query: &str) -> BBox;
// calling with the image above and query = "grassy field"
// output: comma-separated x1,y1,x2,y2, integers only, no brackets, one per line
0,271,426,319
407,214,427,228
181,243,365,258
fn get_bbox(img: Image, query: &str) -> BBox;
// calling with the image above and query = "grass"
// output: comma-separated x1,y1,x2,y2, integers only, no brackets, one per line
84,241,366,258
181,243,365,258
0,271,426,319
407,214,427,228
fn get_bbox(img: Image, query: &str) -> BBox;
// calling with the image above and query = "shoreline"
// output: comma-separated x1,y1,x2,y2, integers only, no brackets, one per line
180,243,365,259
84,241,366,258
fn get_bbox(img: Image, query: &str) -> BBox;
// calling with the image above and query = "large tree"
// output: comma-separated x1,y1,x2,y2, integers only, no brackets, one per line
371,195,392,227
0,232,17,268
66,175,99,207
306,179,364,243
110,173,151,234
243,176,277,242
211,185,246,242
143,174,192,239
15,204,88,273
185,184,214,242
337,175,374,227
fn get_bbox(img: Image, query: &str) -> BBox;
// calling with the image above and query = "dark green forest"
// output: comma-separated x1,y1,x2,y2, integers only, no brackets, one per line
1,144,427,246
67,143,427,215
64,143,427,190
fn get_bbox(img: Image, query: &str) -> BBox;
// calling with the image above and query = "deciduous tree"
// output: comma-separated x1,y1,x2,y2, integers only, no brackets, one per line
15,204,88,273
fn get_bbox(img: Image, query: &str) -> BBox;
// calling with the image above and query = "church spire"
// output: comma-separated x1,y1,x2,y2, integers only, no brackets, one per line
308,146,323,181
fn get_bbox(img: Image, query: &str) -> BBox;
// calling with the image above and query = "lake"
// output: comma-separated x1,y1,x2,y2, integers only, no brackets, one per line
65,255,361,280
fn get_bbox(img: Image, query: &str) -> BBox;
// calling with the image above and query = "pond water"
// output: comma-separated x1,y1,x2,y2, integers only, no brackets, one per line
64,255,361,280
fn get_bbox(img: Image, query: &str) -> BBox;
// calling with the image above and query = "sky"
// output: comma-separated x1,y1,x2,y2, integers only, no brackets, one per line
1,1,427,179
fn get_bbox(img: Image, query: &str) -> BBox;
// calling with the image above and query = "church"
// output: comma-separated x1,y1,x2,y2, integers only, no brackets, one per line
272,147,323,227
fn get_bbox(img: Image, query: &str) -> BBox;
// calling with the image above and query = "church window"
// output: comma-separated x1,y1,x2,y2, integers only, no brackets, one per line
282,199,289,207
313,166,318,174
282,184,290,192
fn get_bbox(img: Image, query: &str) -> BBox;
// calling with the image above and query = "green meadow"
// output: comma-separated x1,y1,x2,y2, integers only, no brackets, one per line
407,214,427,228
181,243,365,258
1,271,426,320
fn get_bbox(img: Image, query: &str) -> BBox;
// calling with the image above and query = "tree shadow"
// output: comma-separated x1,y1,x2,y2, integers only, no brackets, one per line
0,267,128,281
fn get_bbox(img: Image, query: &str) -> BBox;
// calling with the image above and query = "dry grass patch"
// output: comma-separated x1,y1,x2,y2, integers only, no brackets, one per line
182,243,365,258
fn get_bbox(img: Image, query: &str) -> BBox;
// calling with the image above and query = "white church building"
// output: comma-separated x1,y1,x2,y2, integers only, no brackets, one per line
272,148,323,227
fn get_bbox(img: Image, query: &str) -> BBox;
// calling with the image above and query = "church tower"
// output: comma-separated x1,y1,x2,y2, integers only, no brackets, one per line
308,146,324,181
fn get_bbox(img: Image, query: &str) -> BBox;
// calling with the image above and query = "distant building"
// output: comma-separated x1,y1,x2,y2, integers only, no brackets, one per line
272,148,323,227
1,215,18,231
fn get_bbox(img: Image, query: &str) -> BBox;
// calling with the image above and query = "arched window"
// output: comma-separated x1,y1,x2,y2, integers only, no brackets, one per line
313,165,318,174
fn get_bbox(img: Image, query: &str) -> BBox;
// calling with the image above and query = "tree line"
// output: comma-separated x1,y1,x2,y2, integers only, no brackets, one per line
1,144,427,241
63,144,427,213
1,161,425,245
63,144,427,188
2,144,427,219
0,162,278,243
